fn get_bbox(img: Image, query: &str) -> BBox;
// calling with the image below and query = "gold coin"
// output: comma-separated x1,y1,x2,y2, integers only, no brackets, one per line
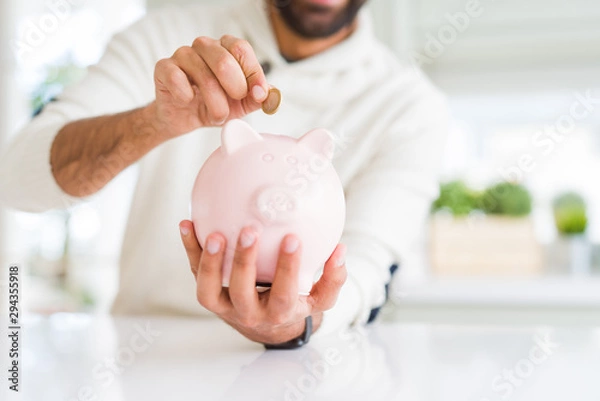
261,87,282,115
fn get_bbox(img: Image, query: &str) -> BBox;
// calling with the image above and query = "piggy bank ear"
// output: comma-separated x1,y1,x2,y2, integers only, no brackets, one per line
298,128,335,160
221,119,263,155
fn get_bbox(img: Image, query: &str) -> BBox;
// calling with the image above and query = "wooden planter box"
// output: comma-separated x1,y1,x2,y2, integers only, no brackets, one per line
429,214,543,277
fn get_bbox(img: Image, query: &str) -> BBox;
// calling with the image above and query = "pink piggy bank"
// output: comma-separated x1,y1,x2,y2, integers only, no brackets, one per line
191,119,345,294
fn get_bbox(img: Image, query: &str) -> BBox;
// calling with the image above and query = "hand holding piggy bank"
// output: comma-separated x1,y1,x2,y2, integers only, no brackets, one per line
191,119,345,294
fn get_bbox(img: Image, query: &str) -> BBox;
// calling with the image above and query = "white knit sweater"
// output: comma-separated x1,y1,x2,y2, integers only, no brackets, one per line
0,0,448,334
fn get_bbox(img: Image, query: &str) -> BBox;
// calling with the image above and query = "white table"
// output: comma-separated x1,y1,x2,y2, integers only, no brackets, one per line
6,313,600,401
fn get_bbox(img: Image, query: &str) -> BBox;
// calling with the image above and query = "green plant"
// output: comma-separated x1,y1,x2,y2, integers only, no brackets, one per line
553,192,587,235
432,181,480,216
480,182,532,216
31,62,86,116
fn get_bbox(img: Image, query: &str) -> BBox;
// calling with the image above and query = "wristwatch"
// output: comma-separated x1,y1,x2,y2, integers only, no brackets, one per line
263,316,313,350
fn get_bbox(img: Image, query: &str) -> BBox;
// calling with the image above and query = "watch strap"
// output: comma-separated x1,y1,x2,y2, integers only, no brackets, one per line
264,315,312,350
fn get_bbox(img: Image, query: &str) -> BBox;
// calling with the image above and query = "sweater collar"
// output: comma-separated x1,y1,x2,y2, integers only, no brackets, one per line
234,0,376,74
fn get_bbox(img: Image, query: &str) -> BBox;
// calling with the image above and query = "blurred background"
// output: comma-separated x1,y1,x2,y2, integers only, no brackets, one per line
1,0,599,313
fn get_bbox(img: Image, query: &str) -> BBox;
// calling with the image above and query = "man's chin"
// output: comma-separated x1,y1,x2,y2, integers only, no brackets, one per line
301,0,347,8
279,8,350,38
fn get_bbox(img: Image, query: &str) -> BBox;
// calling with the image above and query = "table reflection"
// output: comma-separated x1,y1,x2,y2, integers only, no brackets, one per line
220,326,397,401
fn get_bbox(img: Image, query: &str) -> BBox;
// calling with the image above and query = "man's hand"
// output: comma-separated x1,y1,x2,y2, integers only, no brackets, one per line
179,220,347,344
51,35,269,197
152,35,270,139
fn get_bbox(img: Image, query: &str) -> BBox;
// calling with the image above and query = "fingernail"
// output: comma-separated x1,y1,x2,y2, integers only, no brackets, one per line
180,225,190,236
206,237,221,255
252,85,266,101
336,246,346,267
284,236,299,254
240,230,256,248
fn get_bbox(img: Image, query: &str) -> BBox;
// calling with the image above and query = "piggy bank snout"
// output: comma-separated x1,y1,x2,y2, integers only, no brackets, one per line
254,186,299,225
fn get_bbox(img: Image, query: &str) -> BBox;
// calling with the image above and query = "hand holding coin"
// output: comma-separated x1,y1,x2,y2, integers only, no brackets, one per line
261,87,281,115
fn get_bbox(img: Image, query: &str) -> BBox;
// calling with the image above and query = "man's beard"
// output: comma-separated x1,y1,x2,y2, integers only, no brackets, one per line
272,0,367,39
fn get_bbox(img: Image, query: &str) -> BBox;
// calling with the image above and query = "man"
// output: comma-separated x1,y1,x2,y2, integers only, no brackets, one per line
0,0,448,346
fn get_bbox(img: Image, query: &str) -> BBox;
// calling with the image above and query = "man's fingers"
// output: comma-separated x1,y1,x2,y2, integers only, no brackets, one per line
171,45,230,124
308,244,347,312
267,235,301,321
155,58,194,103
193,36,249,101
179,220,202,277
165,35,269,125
196,232,229,313
228,227,260,322
220,35,269,103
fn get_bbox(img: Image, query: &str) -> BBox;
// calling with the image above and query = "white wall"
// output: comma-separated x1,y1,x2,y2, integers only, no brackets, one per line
410,0,600,93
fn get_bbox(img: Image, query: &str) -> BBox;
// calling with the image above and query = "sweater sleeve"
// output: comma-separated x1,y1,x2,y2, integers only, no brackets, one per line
318,86,449,335
0,13,161,212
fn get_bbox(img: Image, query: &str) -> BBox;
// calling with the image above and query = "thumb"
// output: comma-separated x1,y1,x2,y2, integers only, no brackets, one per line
309,244,347,312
